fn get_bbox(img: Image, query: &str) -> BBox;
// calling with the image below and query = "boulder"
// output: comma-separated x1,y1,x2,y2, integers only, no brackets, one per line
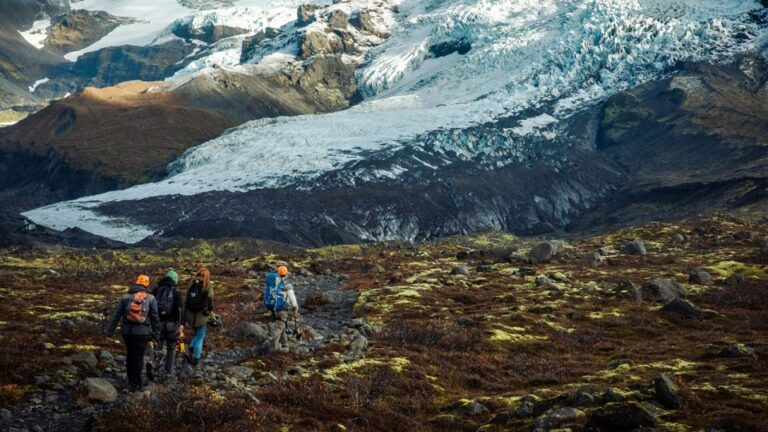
669,233,686,243
641,278,685,303
228,322,269,342
653,373,680,409
362,262,386,273
620,240,647,256
660,298,703,319
350,10,388,37
456,400,488,416
615,280,642,303
534,275,555,287
583,251,605,267
734,230,759,241
533,407,585,432
476,264,493,273
528,241,563,264
297,4,322,26
688,268,714,285
718,344,758,360
328,9,348,29
300,31,341,58
450,266,470,276
226,366,254,381
82,377,117,403
584,402,656,431
70,351,98,370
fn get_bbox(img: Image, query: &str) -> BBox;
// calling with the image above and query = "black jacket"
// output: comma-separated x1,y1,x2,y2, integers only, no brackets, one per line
152,276,183,323
106,285,160,337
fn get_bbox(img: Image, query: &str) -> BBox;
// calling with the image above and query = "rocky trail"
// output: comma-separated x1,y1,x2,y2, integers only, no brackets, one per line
0,215,766,431
1,273,369,432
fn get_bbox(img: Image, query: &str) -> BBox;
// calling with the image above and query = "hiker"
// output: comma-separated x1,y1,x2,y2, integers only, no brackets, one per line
184,268,213,365
265,265,300,352
105,274,160,391
151,270,183,376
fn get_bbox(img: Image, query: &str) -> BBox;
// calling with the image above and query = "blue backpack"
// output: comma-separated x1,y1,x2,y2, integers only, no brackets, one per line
264,272,286,311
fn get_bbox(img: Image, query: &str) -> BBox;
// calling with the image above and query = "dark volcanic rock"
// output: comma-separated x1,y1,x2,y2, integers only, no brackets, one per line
620,240,647,256
44,10,134,56
528,241,564,264
297,4,322,27
653,373,681,409
718,344,758,360
584,402,656,431
641,278,686,303
429,37,472,58
328,10,349,30
172,22,247,44
688,267,714,285
240,27,280,63
660,298,703,319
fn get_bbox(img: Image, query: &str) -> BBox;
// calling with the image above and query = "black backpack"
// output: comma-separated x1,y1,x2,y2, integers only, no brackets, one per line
186,282,207,313
156,285,175,319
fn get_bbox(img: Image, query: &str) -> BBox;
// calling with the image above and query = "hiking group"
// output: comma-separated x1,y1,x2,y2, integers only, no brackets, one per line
105,265,299,391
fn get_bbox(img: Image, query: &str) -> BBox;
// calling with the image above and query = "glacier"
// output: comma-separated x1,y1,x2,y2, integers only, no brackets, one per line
24,0,768,242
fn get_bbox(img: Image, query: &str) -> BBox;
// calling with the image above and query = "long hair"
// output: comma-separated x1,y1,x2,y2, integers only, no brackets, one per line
193,267,211,292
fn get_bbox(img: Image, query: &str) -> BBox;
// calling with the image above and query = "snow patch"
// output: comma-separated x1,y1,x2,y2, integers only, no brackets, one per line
18,19,51,49
28,78,50,93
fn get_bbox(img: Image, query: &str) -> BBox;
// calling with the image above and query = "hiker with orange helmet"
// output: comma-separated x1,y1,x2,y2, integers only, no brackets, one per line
265,265,299,352
105,274,160,391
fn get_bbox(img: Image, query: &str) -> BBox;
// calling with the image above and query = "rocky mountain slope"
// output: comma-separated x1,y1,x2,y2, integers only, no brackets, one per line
14,0,768,245
0,215,765,431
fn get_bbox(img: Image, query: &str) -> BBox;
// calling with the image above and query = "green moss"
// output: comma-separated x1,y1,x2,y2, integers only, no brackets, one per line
707,261,768,279
39,311,102,321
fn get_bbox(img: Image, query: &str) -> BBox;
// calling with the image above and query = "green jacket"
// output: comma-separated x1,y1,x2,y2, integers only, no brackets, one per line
184,285,214,328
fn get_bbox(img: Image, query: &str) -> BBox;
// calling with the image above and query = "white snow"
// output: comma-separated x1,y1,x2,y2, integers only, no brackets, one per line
18,19,51,49
24,0,768,242
63,0,331,60
28,78,50,93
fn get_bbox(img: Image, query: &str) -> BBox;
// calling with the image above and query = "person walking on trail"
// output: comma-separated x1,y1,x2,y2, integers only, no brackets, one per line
264,265,300,353
184,268,213,366
151,270,183,376
105,274,160,391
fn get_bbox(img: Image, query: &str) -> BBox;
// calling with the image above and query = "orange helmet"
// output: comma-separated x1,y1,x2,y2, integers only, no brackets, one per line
135,275,150,287
277,265,289,276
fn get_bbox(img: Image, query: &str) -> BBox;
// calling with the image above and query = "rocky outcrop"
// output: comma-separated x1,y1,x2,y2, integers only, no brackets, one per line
172,22,247,44
43,10,135,56
0,81,235,209
240,27,280,63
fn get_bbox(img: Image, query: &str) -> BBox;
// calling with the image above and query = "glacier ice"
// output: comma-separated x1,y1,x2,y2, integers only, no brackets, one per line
24,0,768,242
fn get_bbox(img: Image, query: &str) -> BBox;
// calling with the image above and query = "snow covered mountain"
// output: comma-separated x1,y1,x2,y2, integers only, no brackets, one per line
12,0,768,244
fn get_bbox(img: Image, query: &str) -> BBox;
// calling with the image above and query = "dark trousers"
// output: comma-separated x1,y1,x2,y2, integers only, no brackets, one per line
123,334,150,388
158,322,179,373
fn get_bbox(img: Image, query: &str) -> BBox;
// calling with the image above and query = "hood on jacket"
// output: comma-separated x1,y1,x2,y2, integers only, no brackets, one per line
157,276,177,288
128,285,149,294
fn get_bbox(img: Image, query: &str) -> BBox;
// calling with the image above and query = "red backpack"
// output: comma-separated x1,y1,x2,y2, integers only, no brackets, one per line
125,291,149,324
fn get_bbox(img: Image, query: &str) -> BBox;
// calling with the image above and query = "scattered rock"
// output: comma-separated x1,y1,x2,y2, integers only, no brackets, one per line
548,272,570,283
328,9,349,29
81,378,117,403
570,387,597,407
297,4,322,26
450,266,470,276
734,230,759,241
226,366,254,381
428,37,472,58
620,240,647,256
584,402,656,431
476,264,493,273
608,358,633,370
528,241,564,264
583,251,605,267
718,344,758,360
350,10,387,37
362,262,386,273
516,395,539,418
1,408,11,421
456,400,488,416
669,233,686,243
70,351,98,370
535,275,555,287
228,322,269,342
615,280,642,303
300,31,342,58
724,273,746,287
653,373,681,409
641,278,686,303
533,407,585,432
660,298,703,319
688,268,714,285
457,316,475,327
